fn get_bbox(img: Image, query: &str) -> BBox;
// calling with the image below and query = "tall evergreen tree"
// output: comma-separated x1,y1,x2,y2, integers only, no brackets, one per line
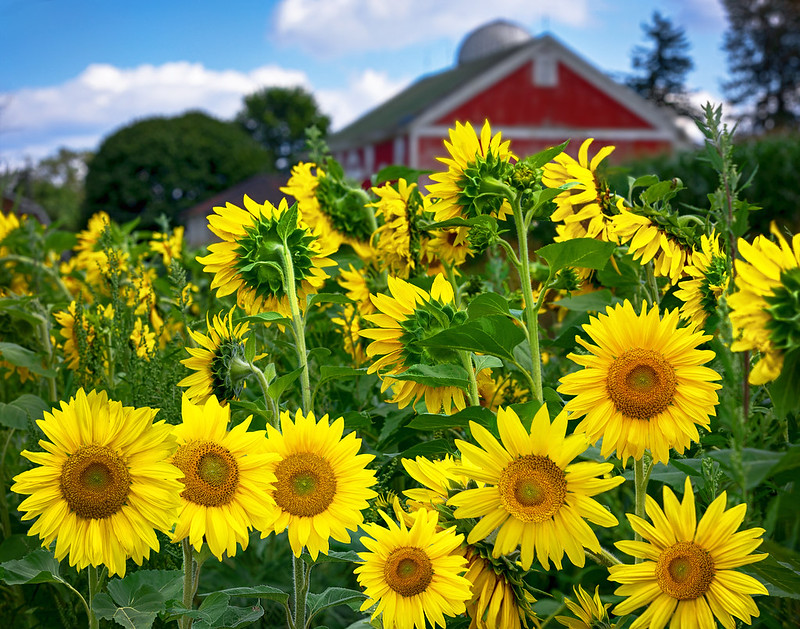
723,0,800,131
626,11,695,115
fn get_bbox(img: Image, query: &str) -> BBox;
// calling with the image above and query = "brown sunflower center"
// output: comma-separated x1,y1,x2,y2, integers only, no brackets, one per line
498,455,567,522
384,546,434,597
60,444,131,519
606,348,676,419
655,541,715,600
173,441,239,507
273,452,336,517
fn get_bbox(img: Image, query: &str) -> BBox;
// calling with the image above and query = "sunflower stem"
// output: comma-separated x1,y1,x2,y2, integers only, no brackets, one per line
460,351,480,407
0,428,15,540
645,263,660,307
633,457,649,554
247,361,279,426
511,194,544,404
180,538,195,629
291,553,309,629
87,565,100,629
585,546,622,566
279,244,312,412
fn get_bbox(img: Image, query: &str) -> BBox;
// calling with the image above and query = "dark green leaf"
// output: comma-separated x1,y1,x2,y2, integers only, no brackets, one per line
741,541,800,599
769,349,800,419
319,366,368,382
0,393,51,430
0,342,55,377
0,549,64,585
552,289,616,312
375,165,433,185
206,585,289,604
417,315,525,362
466,292,511,318
307,588,366,621
407,406,494,431
707,448,785,490
399,439,453,459
0,534,40,563
472,355,503,372
307,292,353,308
630,174,659,190
521,140,570,169
241,312,291,327
301,549,361,566
391,364,470,389
536,239,617,274
267,366,304,400
277,203,300,242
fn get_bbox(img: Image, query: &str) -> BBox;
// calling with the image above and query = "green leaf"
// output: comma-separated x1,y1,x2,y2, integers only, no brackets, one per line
707,448,785,490
741,541,800,599
94,583,164,629
769,349,800,419
0,342,55,377
307,587,366,622
641,179,683,204
307,292,353,308
407,406,494,431
0,393,51,430
0,549,65,586
111,570,184,603
267,366,304,401
319,366,368,382
520,140,569,169
596,254,641,288
552,289,616,312
301,549,361,565
399,439,453,459
244,333,256,363
472,354,503,372
466,292,511,318
391,364,469,389
375,165,432,185
417,315,525,362
0,534,41,563
205,585,289,604
277,202,300,242
241,311,292,327
630,174,660,190
536,239,617,274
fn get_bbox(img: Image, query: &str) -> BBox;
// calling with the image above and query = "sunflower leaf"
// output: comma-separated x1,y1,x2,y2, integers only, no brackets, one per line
520,140,570,170
307,292,353,308
0,549,65,586
307,587,366,622
416,315,524,362
466,292,511,318
241,312,292,327
535,239,617,274
390,363,470,389
407,406,494,431
769,348,800,420
0,342,55,377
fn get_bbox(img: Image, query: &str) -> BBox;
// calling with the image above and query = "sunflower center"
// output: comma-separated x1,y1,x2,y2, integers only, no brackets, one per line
209,340,248,402
173,441,239,507
60,444,131,519
498,455,566,522
273,452,337,517
765,267,800,352
655,541,715,600
384,546,434,597
606,348,676,419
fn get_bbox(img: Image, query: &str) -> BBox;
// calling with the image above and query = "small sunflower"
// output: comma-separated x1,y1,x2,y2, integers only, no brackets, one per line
449,405,623,571
281,161,374,258
729,223,800,384
54,301,91,371
674,232,729,329
427,120,516,222
360,274,471,414
556,585,614,629
401,455,471,510
355,508,472,629
130,318,156,359
424,225,472,268
558,301,722,465
171,394,278,560
542,138,618,243
608,477,768,629
149,225,184,266
197,196,336,317
338,264,377,316
179,308,251,404
11,389,182,577
331,304,368,367
262,408,377,559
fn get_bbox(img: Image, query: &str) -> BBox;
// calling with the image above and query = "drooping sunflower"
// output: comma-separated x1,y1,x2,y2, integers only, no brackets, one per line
178,308,251,404
261,408,377,559
729,223,800,384
360,274,471,414
281,161,374,258
556,585,615,629
427,120,516,223
608,477,768,629
355,507,472,629
171,394,278,560
197,196,336,317
674,232,729,329
542,138,619,243
11,389,182,577
449,405,623,571
558,301,722,465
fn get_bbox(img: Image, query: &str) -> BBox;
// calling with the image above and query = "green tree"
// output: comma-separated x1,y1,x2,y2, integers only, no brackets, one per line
723,0,800,131
82,111,269,229
235,86,330,172
626,11,695,115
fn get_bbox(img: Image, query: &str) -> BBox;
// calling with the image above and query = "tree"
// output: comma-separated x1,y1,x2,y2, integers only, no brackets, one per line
82,112,270,229
723,0,800,131
235,87,331,172
626,11,695,115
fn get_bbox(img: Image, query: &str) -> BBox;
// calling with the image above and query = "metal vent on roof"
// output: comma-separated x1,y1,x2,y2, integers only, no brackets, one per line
457,19,532,65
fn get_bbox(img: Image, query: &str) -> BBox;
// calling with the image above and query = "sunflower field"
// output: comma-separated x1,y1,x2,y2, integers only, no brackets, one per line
0,104,798,629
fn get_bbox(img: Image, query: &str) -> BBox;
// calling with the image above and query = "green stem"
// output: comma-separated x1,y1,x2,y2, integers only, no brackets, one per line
87,565,101,629
292,554,309,629
0,428,15,540
495,237,522,270
460,351,480,407
511,196,543,404
279,246,312,412
645,263,660,307
539,602,566,628
62,580,92,628
247,361,279,426
444,264,461,307
585,546,622,567
38,314,57,402
180,538,195,629
633,457,650,554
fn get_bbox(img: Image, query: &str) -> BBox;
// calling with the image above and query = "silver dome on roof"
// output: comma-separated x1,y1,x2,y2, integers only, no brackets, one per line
457,19,532,65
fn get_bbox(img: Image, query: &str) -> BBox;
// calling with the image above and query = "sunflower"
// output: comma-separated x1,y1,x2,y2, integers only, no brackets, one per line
360,274,471,414
370,178,430,278
556,586,614,629
179,308,251,404
424,225,472,268
449,405,623,571
331,304,368,367
355,507,472,629
171,394,278,560
674,232,729,329
261,408,377,559
54,301,90,370
427,120,516,223
338,263,377,316
729,223,800,384
542,138,618,243
11,389,182,577
281,161,374,258
558,301,722,465
197,196,336,317
401,455,471,510
149,225,184,267
608,477,768,629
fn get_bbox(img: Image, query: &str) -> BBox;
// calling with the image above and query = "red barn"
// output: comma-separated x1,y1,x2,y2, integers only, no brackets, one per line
329,20,687,181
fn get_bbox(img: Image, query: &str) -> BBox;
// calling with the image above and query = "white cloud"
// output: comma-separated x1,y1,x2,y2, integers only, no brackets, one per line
0,61,408,168
272,0,592,56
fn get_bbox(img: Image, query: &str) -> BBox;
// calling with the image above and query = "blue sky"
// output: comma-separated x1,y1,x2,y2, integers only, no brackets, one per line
0,0,729,167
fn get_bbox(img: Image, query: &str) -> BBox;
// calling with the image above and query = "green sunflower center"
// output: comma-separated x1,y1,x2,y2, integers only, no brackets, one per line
315,174,374,242
209,341,248,402
456,151,513,219
61,444,131,520
173,441,240,507
384,546,433,597
234,209,315,300
499,455,567,522
655,541,715,600
606,348,677,420
765,267,800,352
398,300,467,367
699,254,729,314
273,452,337,517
